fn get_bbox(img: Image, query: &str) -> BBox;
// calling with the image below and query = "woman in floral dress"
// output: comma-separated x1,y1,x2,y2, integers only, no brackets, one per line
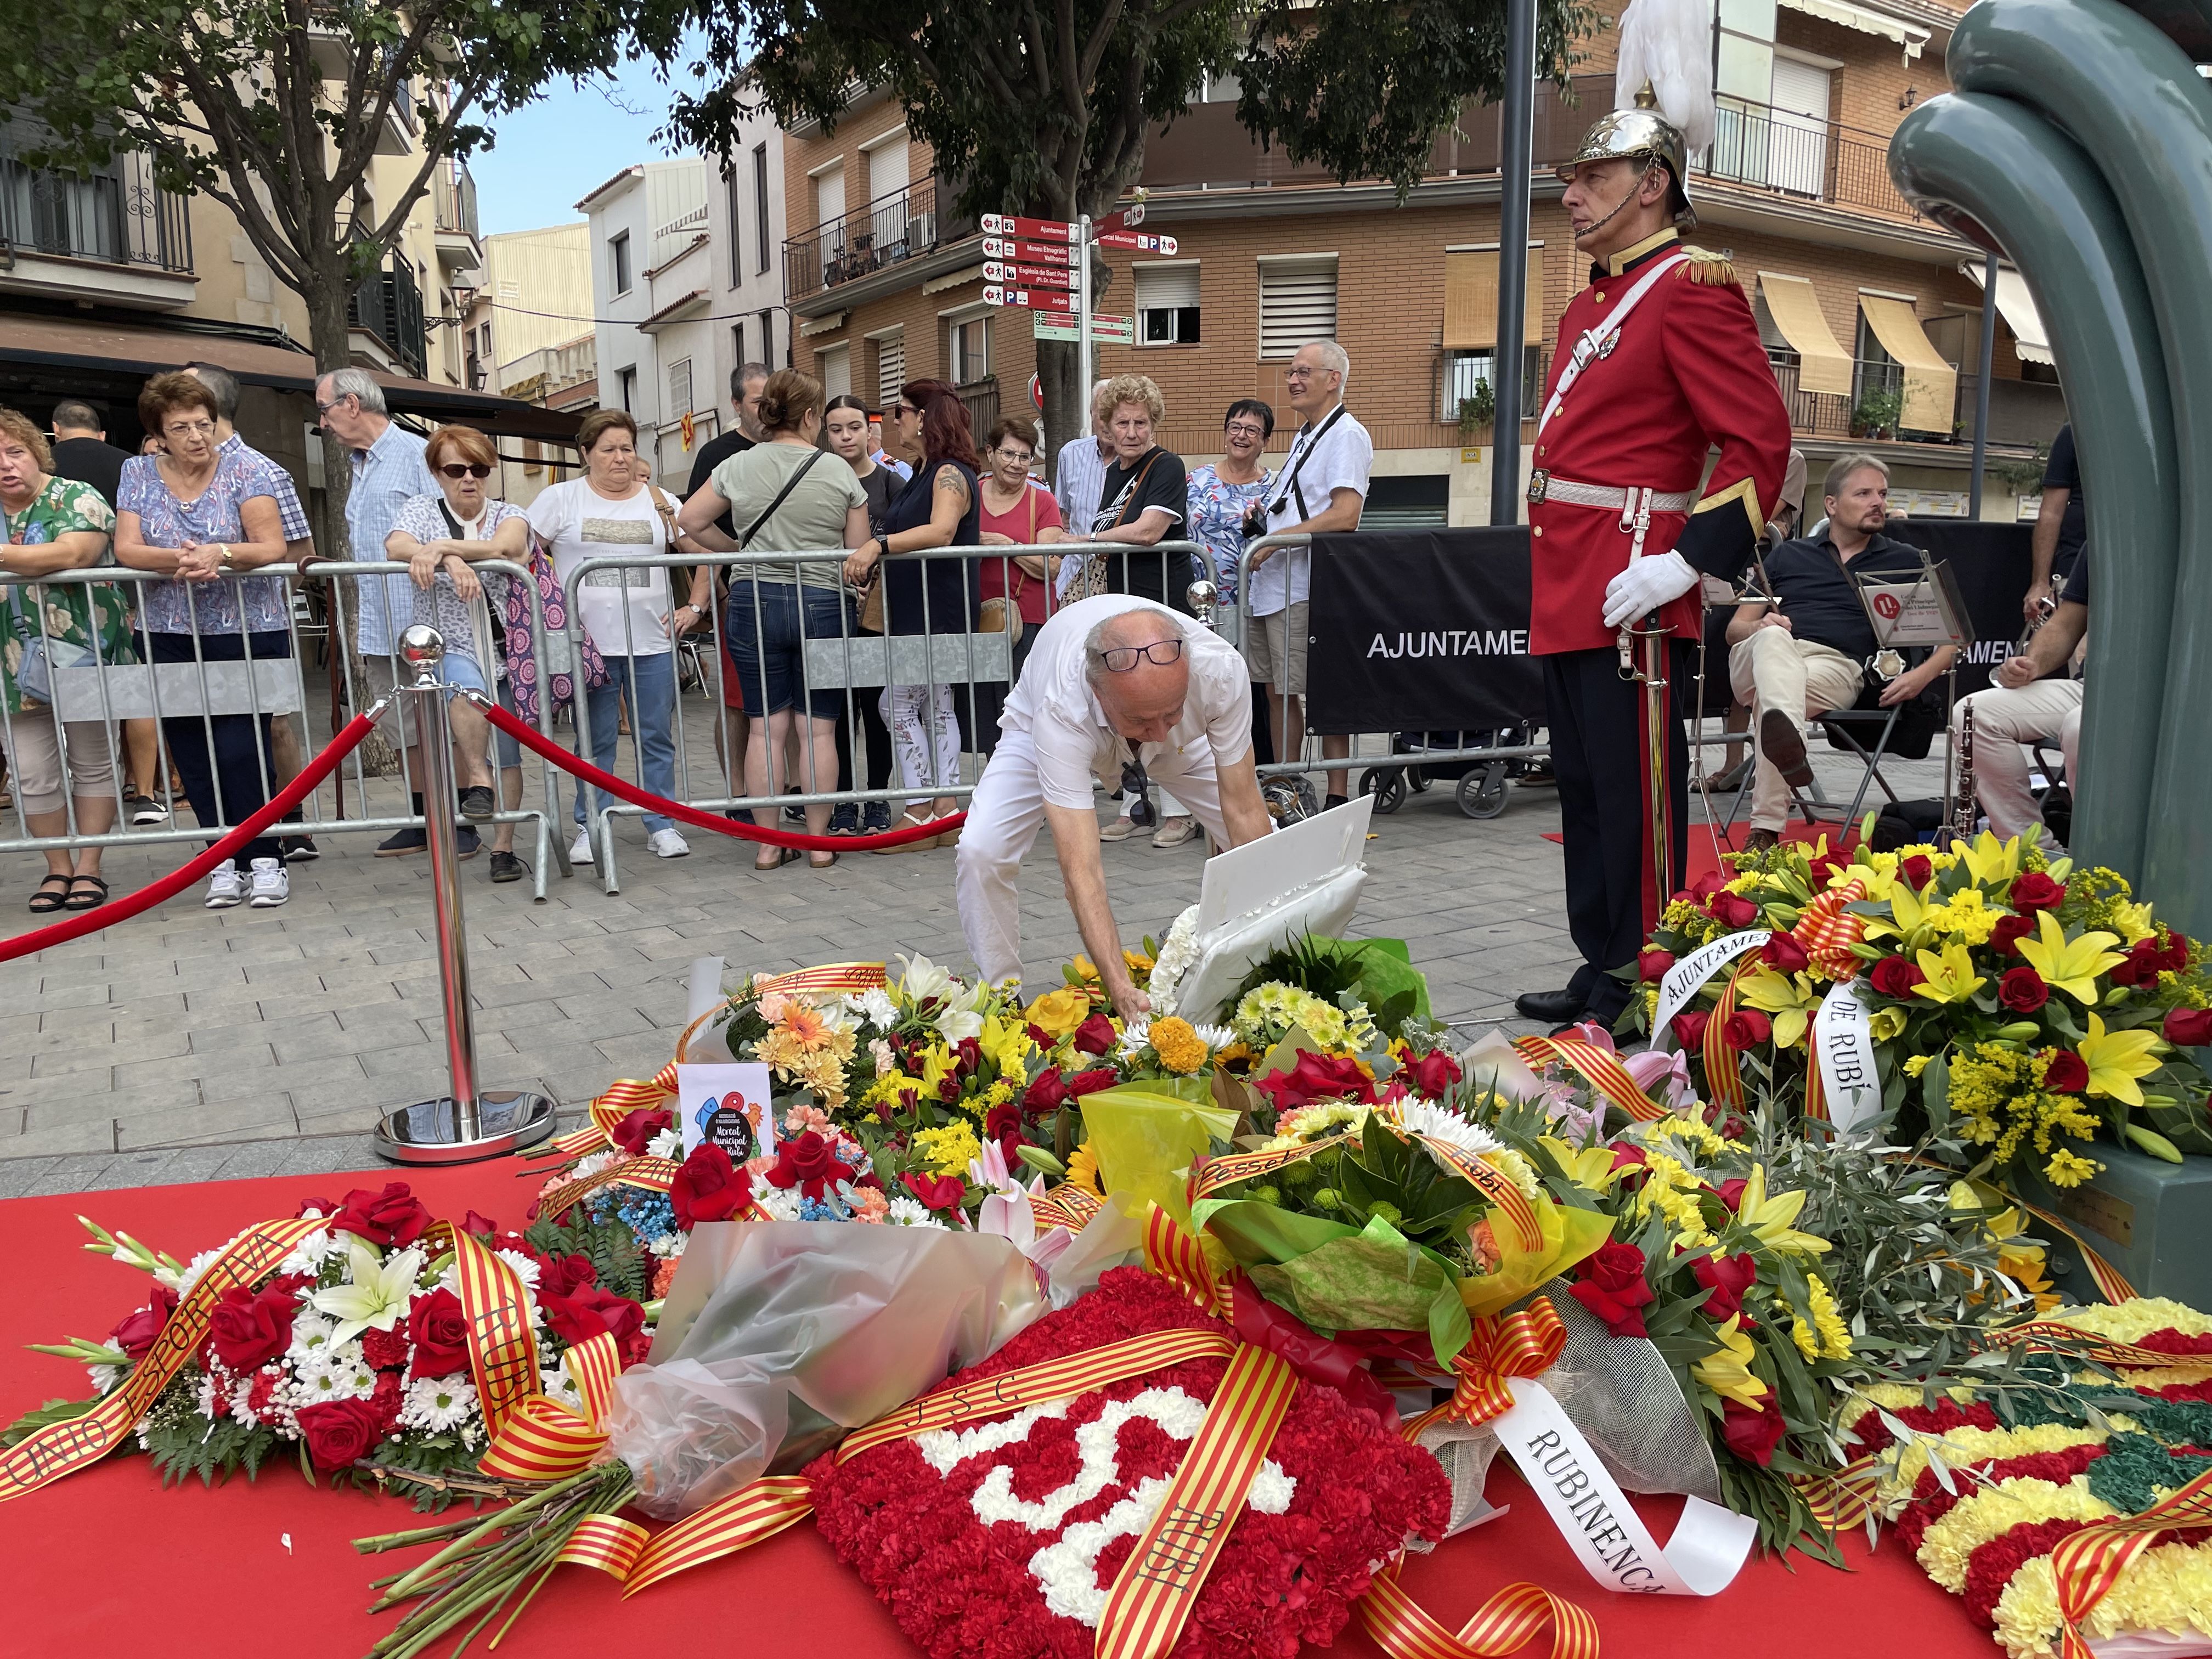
1183,399,1276,651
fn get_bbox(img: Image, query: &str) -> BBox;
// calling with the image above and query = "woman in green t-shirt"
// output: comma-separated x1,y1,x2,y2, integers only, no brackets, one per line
0,406,136,911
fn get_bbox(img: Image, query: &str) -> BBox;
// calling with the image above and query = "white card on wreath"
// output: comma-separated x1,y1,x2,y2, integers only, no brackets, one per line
676,1062,778,1165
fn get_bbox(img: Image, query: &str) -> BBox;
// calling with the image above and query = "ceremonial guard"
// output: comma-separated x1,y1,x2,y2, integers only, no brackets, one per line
1513,31,1791,1030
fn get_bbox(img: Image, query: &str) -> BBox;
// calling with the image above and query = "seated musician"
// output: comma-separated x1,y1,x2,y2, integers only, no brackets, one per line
1725,453,1955,851
1949,550,2089,852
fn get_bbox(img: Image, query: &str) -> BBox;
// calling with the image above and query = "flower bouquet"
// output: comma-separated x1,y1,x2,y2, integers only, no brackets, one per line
1626,833,2212,1191
2,1182,653,1513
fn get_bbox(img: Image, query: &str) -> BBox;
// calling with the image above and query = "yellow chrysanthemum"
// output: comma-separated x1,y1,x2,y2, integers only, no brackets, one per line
1150,1017,1210,1075
2042,1148,2102,1188
1995,1542,2212,1659
912,1121,980,1176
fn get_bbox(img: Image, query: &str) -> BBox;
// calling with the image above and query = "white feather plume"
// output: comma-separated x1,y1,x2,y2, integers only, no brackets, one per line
1613,0,1718,153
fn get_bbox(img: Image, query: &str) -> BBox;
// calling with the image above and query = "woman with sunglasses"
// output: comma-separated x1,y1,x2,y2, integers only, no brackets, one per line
383,424,533,883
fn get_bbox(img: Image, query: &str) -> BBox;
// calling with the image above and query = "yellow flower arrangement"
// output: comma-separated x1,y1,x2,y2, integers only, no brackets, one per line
1995,1543,2212,1659
1629,1150,1718,1249
2053,1295,2212,1345
1911,941,1987,1005
912,1120,980,1175
1691,1315,1769,1407
1149,1016,1210,1075
1917,1476,2114,1594
1024,986,1092,1039
1064,1142,1102,1197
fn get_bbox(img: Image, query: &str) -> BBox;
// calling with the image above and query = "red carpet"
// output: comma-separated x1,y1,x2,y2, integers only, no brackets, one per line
0,1165,1993,1658
1542,821,1863,887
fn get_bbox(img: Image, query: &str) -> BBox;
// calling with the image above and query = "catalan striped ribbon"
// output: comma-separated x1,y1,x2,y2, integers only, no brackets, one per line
1510,1034,1668,1123
1790,880,1867,980
1983,1187,2137,1305
556,1512,653,1579
433,1221,543,1436
1400,1298,1567,1442
1409,1133,1547,1255
2049,1466,2212,1659
1188,1133,1356,1201
477,1331,623,1483
1790,1455,1882,1531
552,1067,684,1157
1094,1341,1301,1659
1143,1202,1236,1318
0,1215,320,1502
1801,1007,1830,1124
1032,1182,1106,1232
620,1475,820,1598
543,1155,684,1218
1358,1559,1598,1659
1700,961,1755,1110
754,961,888,996
1984,1318,2182,1369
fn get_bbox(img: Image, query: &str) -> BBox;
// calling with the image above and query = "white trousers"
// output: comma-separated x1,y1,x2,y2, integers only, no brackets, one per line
1952,679,2083,847
1729,630,1865,832
956,726,1228,989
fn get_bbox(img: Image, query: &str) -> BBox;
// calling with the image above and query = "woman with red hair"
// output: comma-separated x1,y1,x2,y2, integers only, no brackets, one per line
843,379,980,849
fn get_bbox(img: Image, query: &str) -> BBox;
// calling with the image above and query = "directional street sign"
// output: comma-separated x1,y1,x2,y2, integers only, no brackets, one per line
984,284,1077,314
1033,312,1133,343
983,260,1076,290
981,237,1074,267
1092,230,1179,255
979,213,1081,242
1094,204,1147,233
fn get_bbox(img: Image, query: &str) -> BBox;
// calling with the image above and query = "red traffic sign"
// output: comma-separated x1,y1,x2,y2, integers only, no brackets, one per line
983,260,1075,290
983,284,1077,314
980,213,1080,243
983,236,1074,267
1029,373,1044,411
1094,204,1146,233
1092,230,1179,255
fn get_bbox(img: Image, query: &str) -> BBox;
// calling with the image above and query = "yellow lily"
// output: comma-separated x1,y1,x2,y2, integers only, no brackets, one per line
1912,941,1987,1005
1737,968,1820,1048
1692,1316,1770,1407
2108,899,2157,947
1869,1005,1907,1042
1734,1163,1831,1256
1539,1136,1624,1194
2076,1012,2165,1106
1862,877,1928,943
2015,912,2127,1005
1957,831,2024,887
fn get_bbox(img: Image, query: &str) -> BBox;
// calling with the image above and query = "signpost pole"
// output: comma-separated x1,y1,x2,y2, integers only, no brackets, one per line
1489,0,1538,526
1078,214,1094,420
1968,250,1998,519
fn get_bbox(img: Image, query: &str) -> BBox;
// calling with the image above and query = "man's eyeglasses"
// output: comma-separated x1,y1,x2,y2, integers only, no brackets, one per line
1224,422,1268,440
1283,366,1317,381
438,462,494,480
1098,638,1184,673
314,396,352,415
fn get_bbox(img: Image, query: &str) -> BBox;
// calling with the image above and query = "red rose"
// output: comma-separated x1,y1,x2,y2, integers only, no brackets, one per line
535,1253,597,1300
1568,1240,1655,1338
766,1131,843,1199
2154,932,2192,974
2164,1007,2212,1048
1693,1253,1759,1323
1610,1144,1649,1175
1404,1048,1464,1099
1671,1011,1711,1050
330,1182,431,1249
2043,1049,2090,1093
985,1101,1024,1160
1713,1177,1749,1212
1066,1067,1121,1097
405,1287,472,1379
1638,948,1675,983
2010,872,2067,912
369,1370,405,1432
1722,1009,1773,1051
1805,849,1846,885
1022,1068,1068,1115
1026,1022,1054,1048
1714,894,1760,930
295,1195,337,1219
297,1397,387,1471
1255,1051,1378,1113
1762,933,1811,973
1990,913,2036,957
205,1282,297,1373
360,1327,410,1372
1869,956,1926,998
1722,1396,1787,1466
611,1107,673,1156
540,1284,649,1363
902,1172,967,1212
1072,1013,1116,1056
1900,855,1934,891
1999,967,2050,1013
458,1210,500,1240
670,1141,754,1229
109,1284,180,1362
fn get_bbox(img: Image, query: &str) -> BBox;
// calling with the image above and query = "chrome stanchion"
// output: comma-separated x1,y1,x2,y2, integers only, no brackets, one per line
374,626,557,1165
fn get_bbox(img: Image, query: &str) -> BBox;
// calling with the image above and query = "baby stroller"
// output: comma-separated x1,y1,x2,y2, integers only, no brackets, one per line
1356,726,1538,820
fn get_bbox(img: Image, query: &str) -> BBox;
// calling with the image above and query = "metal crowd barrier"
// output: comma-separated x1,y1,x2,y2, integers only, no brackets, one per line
557,540,1208,892
1234,533,1551,821
0,560,569,900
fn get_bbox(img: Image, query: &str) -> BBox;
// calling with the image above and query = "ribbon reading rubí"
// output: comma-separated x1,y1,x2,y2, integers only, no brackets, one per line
1808,978,1881,1131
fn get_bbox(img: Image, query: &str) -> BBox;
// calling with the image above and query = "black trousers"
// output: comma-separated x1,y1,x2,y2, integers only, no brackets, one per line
150,629,291,866
1542,641,1691,1023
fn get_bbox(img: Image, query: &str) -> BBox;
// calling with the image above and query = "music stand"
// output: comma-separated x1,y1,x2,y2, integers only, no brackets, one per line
1851,550,1976,826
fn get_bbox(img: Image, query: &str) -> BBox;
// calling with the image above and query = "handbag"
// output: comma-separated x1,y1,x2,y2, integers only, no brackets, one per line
977,489,1035,646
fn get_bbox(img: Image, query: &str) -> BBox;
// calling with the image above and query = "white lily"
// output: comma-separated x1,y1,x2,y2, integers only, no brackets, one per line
1462,1028,1545,1103
309,1238,426,1346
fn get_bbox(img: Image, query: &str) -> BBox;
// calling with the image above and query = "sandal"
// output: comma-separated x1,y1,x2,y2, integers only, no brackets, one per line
872,810,940,855
64,874,108,911
29,873,72,913
753,845,802,871
809,850,839,870
1702,758,1752,792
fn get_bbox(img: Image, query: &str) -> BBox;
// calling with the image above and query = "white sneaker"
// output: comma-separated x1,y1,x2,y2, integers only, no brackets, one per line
204,861,245,909
647,827,690,859
569,829,594,864
246,856,290,908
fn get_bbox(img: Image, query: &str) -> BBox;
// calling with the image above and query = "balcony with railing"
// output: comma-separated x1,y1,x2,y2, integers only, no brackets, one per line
785,175,978,302
1698,96,1921,222
0,136,193,302
433,161,479,269
349,253,427,380
1768,355,2064,455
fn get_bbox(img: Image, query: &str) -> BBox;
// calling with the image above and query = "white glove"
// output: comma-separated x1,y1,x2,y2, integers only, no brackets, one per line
1602,549,1700,629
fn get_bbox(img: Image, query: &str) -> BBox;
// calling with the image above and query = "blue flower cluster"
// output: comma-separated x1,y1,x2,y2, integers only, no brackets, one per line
590,1188,678,1245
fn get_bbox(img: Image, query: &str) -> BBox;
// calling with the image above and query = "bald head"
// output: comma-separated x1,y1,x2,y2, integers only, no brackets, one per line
1086,608,1189,745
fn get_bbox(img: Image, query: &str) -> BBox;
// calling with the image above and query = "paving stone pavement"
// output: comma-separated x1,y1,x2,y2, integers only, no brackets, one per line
0,721,1946,1199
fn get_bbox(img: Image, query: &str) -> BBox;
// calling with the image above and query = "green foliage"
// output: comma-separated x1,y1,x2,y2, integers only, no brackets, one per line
1,1395,104,1448
1852,386,1905,437
1457,383,1497,437
140,1374,281,1491
1327,1121,1487,1254
522,1212,651,1304
1231,933,1426,1040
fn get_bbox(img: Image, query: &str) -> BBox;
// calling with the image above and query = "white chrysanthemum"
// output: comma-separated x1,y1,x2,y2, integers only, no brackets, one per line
646,1229,689,1258
193,1372,225,1419
285,1311,338,1364
1144,906,1203,1017
574,1150,622,1179
1392,1096,1504,1156
168,1244,228,1298
884,1194,946,1228
399,1374,479,1433
1116,1019,1152,1060
276,1227,341,1278
850,986,900,1031
647,1127,683,1160
495,1248,542,1291
229,1376,264,1430
87,1363,123,1395
1191,1024,1234,1052
538,1365,584,1407
752,1185,804,1221
293,1343,376,1404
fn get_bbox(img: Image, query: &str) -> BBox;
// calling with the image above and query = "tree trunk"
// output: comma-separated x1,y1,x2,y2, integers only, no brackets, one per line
1038,337,1084,486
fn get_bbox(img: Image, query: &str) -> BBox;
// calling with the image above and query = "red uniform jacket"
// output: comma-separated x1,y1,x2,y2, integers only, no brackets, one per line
1527,228,1791,656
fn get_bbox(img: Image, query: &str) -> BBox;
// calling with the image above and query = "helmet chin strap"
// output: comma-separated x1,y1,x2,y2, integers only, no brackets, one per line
1576,161,1666,253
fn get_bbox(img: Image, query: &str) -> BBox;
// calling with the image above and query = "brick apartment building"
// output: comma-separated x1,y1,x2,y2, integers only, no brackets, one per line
778,0,2062,528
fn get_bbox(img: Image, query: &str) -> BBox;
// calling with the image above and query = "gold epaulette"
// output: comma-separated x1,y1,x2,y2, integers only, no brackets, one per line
1676,246,1740,287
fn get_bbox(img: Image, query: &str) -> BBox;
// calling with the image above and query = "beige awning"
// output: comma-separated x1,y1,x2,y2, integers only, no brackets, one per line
1859,294,1958,433
1443,247,1543,349
1961,262,2054,366
1777,0,1928,58
1757,272,1854,397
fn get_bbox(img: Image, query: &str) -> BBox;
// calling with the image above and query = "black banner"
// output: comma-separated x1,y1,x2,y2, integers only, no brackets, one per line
1306,528,1547,736
1884,518,2036,697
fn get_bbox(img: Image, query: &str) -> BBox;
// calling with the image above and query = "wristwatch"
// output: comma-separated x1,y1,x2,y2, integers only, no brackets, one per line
217,543,235,571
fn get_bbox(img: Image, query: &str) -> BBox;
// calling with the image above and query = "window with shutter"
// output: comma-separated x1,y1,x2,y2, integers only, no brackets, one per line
1135,262,1200,346
876,330,906,407
668,357,693,420
1258,256,1338,359
819,343,852,399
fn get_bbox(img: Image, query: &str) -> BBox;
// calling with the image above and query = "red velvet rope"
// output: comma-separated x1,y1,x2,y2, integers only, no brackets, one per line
479,701,965,851
0,710,380,966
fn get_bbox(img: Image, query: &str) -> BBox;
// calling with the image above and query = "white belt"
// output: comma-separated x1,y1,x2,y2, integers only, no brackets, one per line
1528,473,1694,513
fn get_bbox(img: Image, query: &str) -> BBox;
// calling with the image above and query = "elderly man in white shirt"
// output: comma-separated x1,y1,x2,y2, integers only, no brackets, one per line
956,594,1273,1016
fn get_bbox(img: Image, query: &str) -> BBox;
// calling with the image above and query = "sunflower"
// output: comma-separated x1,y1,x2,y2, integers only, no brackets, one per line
1064,1142,1103,1197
